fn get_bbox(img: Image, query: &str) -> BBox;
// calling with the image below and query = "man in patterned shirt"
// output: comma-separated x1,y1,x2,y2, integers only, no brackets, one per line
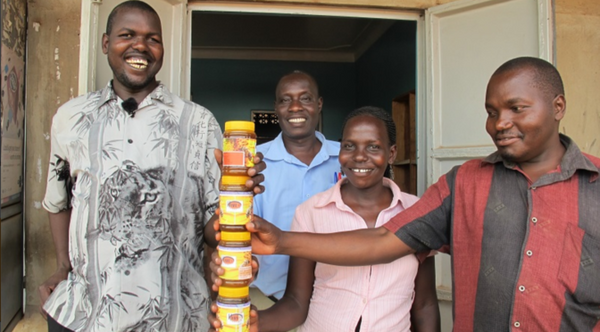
38,1,264,331
247,57,600,331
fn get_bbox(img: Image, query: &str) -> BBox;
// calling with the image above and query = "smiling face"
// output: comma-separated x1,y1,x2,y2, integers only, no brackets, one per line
102,7,163,96
274,73,323,141
485,68,565,164
339,115,396,190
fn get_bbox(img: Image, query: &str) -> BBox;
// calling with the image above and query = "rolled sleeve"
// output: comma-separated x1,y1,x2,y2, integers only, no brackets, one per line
384,168,457,254
42,114,71,213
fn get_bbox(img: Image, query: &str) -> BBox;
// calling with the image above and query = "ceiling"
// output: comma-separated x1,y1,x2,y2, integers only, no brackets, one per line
191,12,395,63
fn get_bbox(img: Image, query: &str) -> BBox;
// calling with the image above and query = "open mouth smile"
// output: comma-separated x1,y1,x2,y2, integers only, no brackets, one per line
288,118,306,124
350,168,373,173
126,57,149,70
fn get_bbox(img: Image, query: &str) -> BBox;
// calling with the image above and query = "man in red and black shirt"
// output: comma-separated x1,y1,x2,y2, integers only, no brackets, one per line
247,57,600,331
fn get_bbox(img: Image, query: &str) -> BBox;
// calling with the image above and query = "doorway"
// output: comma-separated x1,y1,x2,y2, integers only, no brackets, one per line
189,11,418,147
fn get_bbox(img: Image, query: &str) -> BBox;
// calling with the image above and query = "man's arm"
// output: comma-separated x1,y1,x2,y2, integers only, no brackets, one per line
204,214,220,248
247,170,457,266
38,209,72,316
247,217,415,266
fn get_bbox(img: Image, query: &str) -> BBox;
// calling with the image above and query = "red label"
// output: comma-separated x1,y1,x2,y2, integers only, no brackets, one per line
223,151,245,167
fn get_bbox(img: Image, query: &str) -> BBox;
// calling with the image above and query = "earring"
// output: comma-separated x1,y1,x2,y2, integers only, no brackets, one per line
389,164,395,180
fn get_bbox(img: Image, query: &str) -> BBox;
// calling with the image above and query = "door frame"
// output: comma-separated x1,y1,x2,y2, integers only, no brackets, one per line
423,0,554,301
186,1,427,188
424,0,554,187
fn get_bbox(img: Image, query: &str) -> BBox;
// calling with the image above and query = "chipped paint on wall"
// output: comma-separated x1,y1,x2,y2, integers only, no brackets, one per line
36,156,42,183
25,0,83,307
556,0,600,157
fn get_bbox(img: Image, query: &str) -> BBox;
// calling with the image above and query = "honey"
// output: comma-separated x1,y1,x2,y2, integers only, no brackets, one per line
223,121,256,177
218,231,252,287
220,175,253,232
217,286,251,332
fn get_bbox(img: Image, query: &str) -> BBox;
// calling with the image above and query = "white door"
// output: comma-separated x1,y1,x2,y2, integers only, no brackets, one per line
79,0,187,95
421,0,553,304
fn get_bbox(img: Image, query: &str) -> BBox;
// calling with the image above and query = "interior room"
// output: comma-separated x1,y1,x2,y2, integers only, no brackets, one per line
190,12,417,142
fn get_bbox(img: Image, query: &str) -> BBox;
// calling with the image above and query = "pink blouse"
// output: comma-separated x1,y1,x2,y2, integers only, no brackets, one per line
291,178,421,332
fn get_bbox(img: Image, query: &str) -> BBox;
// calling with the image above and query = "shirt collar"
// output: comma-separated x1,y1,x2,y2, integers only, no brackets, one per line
314,177,407,210
264,131,338,162
482,134,599,182
97,80,174,108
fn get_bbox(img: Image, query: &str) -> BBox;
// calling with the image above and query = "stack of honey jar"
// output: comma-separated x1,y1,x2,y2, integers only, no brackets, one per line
217,121,256,332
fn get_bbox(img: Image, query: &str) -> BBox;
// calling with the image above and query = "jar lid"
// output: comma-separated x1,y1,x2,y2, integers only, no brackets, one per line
221,231,251,242
219,285,250,298
225,121,255,132
221,175,250,186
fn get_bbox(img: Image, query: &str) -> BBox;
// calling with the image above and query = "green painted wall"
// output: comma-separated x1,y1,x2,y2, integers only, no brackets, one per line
356,20,417,111
190,21,417,141
191,60,356,140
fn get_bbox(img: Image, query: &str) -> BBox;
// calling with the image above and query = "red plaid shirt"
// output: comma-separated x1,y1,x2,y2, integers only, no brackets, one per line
384,135,600,331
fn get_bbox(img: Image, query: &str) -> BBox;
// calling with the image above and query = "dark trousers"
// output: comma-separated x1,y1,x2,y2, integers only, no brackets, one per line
48,316,75,332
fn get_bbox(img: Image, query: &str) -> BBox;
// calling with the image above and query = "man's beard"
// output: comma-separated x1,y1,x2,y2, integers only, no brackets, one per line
498,149,519,163
114,70,156,91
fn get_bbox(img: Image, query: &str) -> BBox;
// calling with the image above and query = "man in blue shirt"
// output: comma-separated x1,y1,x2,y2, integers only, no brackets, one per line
252,71,340,303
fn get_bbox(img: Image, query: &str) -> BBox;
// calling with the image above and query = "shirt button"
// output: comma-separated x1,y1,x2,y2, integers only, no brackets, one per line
531,186,536,190
363,298,367,304
514,321,521,328
531,217,537,224
526,250,533,257
127,139,133,144
519,285,525,292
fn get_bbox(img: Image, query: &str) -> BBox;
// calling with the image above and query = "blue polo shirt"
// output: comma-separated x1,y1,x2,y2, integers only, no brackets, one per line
253,131,340,299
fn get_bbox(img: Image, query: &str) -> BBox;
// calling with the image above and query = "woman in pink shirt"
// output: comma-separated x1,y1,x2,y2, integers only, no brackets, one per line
255,106,440,332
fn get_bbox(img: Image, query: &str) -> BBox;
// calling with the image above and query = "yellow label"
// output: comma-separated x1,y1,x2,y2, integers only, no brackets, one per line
223,138,256,167
217,302,250,332
220,192,253,226
218,246,253,280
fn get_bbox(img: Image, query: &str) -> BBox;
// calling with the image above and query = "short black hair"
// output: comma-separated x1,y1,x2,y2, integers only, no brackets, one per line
493,57,564,98
106,1,160,35
342,106,397,178
276,70,320,97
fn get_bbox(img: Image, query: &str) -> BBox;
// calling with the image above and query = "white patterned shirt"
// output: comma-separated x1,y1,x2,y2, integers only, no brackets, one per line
42,82,221,332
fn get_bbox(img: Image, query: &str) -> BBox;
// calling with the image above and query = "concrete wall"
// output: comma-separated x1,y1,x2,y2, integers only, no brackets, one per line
24,0,81,309
556,0,600,156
